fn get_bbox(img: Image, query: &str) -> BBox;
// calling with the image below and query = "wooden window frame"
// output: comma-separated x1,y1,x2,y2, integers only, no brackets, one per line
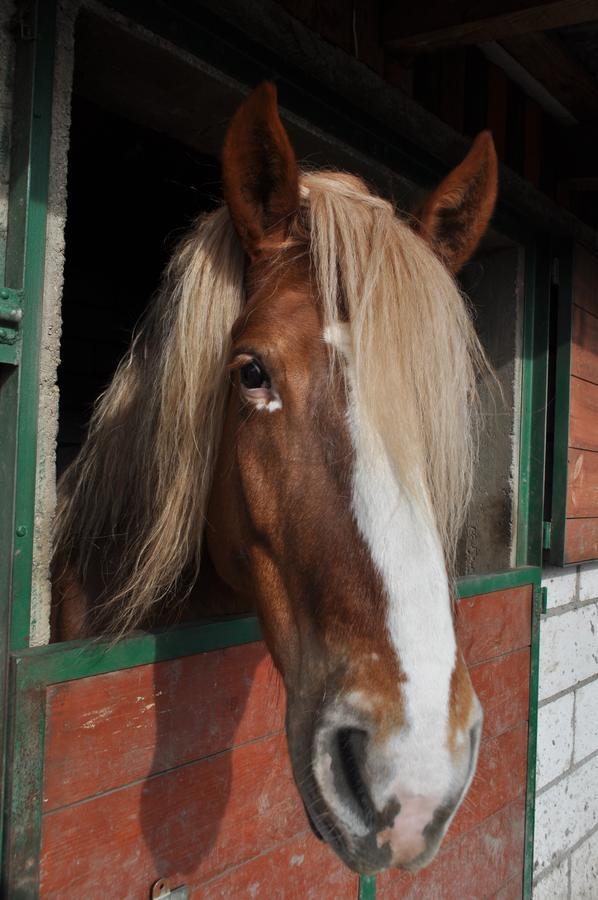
549,242,598,565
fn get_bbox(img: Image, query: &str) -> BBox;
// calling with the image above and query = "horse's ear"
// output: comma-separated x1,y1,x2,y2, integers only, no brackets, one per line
414,131,498,273
222,82,299,260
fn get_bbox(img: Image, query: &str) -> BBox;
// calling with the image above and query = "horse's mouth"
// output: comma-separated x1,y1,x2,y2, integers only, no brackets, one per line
297,765,393,874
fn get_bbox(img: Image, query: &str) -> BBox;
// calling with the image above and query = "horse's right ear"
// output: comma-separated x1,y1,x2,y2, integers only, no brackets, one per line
414,131,498,273
222,83,299,260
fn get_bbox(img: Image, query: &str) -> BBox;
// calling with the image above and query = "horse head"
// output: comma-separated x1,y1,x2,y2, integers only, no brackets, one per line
53,82,497,874
207,84,498,872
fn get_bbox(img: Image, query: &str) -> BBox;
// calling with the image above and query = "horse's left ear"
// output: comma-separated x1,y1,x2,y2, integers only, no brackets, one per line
222,82,299,260
414,131,498,273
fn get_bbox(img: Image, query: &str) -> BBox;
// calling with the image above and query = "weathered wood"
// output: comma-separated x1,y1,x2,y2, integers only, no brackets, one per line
191,832,358,898
40,732,305,897
448,723,528,842
570,376,598,451
565,516,598,562
563,177,598,192
524,98,542,188
384,1,598,51
490,871,524,900
43,643,284,812
439,51,467,132
572,305,598,385
487,62,508,160
377,797,525,898
567,448,598,517
469,648,530,739
455,586,533,666
573,244,598,317
501,31,598,123
40,584,532,895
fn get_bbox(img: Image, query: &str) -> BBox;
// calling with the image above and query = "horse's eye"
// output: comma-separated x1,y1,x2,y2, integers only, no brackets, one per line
240,360,269,390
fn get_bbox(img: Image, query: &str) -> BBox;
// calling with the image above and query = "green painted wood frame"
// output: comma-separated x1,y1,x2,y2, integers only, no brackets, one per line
0,0,550,895
0,0,57,880
548,244,576,565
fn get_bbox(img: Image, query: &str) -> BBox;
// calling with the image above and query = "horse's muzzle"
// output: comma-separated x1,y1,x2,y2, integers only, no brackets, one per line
302,704,483,873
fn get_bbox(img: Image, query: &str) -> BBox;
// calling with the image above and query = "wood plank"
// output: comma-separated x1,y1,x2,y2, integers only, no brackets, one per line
524,98,542,187
447,723,528,842
565,516,598,562
43,643,284,812
469,648,530,739
487,62,508,160
570,376,598,451
40,733,305,898
352,0,384,74
572,305,598,385
501,31,598,123
574,243,598,317
377,797,525,898
384,1,598,51
439,51,466,132
493,872,524,899
313,0,353,55
191,832,358,898
567,447,598,517
455,586,533,666
564,177,598,191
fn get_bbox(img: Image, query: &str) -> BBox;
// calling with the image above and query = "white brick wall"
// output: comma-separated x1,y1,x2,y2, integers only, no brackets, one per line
534,859,569,900
533,563,598,898
538,603,598,700
571,829,598,899
575,679,598,765
536,692,573,789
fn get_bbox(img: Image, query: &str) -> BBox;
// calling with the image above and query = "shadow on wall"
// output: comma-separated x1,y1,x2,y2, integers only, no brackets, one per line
138,635,295,892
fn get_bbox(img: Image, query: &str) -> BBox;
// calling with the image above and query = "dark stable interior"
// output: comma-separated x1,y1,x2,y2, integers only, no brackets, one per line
57,95,221,474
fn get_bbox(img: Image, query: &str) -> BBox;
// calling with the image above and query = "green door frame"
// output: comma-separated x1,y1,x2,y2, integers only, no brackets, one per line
0,0,57,881
0,1,552,896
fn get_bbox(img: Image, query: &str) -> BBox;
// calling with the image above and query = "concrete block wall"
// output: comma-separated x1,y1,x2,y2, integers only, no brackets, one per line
30,0,76,645
0,1,16,283
533,562,598,898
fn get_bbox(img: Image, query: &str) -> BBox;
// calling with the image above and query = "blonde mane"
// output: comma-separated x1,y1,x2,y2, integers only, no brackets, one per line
54,172,485,632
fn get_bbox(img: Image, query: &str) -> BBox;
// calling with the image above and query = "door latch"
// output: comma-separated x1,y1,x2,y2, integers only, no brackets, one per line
151,879,189,900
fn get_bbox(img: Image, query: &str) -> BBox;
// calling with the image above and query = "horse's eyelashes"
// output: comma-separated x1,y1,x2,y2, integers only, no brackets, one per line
240,360,270,390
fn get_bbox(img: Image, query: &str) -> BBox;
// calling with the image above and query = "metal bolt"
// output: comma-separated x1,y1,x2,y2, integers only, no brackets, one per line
16,525,26,537
0,289,8,300
0,329,6,340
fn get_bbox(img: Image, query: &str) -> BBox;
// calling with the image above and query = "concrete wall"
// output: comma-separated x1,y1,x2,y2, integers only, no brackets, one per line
30,0,77,645
533,561,598,898
0,1,16,284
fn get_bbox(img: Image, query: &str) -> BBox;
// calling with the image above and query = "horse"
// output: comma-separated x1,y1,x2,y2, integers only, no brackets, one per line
51,82,498,874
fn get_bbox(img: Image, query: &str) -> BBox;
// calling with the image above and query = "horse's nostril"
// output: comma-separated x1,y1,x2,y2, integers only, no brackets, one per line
335,727,375,827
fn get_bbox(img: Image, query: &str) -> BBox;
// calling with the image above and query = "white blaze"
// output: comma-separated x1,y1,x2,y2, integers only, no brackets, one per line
324,324,457,803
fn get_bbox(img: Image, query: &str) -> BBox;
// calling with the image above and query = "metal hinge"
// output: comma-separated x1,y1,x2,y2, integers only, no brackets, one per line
16,6,35,41
541,586,548,615
542,520,552,550
151,880,189,900
0,288,23,365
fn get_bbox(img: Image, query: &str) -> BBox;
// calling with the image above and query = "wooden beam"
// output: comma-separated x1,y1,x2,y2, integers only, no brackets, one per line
384,0,598,51
501,31,598,122
552,123,598,192
563,176,598,190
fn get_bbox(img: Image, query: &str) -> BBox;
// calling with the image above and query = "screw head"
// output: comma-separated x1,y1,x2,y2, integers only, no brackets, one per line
0,329,7,340
0,289,8,300
16,525,26,537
